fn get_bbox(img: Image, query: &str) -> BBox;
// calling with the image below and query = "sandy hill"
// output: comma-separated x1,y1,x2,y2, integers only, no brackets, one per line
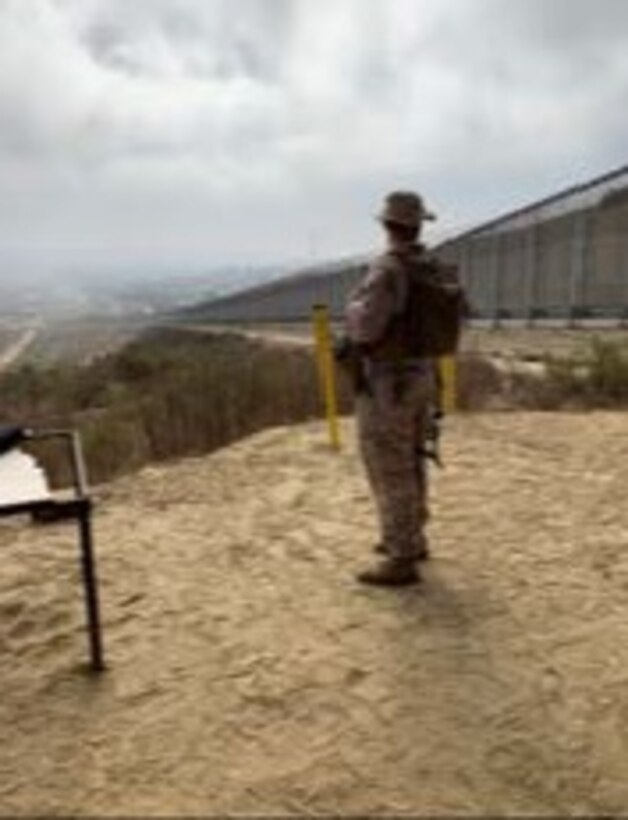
2,412,628,816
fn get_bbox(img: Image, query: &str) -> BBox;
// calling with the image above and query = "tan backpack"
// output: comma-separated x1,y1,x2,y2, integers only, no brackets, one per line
403,255,466,356
373,252,467,360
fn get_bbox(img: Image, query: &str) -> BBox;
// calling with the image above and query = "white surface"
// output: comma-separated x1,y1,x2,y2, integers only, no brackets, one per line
0,449,51,506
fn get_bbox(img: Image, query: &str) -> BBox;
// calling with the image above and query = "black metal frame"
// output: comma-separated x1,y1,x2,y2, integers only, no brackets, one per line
0,429,105,673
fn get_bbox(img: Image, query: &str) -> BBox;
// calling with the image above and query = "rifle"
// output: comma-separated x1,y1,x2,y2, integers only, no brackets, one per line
418,406,443,468
332,335,372,396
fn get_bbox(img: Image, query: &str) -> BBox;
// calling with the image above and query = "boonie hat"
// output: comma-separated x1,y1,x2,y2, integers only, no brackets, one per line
378,190,436,226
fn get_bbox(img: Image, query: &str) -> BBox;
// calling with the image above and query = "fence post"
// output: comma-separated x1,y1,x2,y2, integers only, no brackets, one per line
312,304,341,451
568,210,588,326
525,223,539,327
491,237,502,329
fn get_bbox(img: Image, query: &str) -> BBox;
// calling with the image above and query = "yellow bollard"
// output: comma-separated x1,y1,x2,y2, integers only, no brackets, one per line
312,304,341,451
438,355,458,414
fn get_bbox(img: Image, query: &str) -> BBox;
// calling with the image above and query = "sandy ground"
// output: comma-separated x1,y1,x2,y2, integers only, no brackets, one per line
2,412,628,816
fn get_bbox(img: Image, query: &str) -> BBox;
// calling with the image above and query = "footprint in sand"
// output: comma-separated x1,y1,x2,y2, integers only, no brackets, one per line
0,599,26,622
267,479,308,509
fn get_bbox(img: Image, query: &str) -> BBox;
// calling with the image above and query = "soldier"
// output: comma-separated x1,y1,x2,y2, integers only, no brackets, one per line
344,191,440,587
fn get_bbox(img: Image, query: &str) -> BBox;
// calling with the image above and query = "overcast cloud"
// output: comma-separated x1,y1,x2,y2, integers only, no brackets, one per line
1,0,627,275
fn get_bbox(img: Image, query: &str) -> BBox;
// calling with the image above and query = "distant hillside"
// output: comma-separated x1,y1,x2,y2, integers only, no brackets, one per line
170,267,297,322
0,265,293,319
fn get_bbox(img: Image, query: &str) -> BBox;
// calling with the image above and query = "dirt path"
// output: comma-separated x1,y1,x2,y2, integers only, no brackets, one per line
171,322,315,349
172,323,628,383
174,321,628,356
2,412,628,815
0,324,39,372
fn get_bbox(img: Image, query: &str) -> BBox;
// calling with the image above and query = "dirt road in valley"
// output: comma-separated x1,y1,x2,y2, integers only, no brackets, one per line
2,413,628,815
0,324,39,372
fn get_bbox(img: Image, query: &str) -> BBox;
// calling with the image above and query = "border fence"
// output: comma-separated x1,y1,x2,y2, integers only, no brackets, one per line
184,165,628,327
439,165,628,324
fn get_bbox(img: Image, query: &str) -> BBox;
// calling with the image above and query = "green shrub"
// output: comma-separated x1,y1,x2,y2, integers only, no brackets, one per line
456,354,504,410
542,337,628,408
587,338,628,402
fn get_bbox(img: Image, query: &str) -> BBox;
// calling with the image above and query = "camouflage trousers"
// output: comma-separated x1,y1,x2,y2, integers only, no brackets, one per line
356,367,436,562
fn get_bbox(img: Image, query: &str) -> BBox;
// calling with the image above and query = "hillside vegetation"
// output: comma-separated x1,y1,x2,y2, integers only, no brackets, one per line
0,329,350,485
2,326,628,487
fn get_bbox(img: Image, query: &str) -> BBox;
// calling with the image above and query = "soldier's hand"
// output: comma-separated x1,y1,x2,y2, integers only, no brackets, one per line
332,334,354,363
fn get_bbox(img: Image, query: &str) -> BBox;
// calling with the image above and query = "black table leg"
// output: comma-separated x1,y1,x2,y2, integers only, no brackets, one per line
77,501,105,672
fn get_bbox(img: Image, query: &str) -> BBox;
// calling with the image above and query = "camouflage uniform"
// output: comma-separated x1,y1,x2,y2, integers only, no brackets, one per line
345,246,436,563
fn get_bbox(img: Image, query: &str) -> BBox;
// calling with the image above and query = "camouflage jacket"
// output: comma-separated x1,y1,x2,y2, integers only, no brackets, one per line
345,244,423,350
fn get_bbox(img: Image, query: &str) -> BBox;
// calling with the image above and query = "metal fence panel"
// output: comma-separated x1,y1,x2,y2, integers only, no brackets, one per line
193,188,628,325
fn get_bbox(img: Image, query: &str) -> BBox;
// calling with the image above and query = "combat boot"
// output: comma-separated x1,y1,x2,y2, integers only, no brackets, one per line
374,542,430,561
357,558,420,587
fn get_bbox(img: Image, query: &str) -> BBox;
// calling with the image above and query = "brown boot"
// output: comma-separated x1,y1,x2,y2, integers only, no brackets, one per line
374,542,430,561
357,558,420,587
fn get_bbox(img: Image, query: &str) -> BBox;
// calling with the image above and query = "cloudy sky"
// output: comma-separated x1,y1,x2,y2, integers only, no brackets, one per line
1,0,627,277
